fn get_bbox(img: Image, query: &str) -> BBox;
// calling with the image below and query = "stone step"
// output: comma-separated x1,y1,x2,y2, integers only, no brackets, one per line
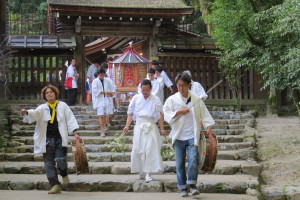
4,141,254,154
0,160,262,176
0,173,259,194
12,135,253,146
10,128,247,137
0,190,260,200
0,148,256,162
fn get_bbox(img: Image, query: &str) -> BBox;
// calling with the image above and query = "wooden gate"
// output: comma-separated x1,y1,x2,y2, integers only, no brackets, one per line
6,54,71,101
159,53,254,100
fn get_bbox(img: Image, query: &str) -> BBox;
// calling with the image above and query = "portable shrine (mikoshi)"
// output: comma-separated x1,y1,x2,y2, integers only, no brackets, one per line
108,45,150,92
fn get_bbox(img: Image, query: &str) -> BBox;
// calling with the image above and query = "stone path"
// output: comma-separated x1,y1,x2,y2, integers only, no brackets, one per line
0,103,261,199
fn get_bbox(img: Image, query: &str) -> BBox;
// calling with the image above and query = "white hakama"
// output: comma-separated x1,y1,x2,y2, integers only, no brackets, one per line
127,94,163,174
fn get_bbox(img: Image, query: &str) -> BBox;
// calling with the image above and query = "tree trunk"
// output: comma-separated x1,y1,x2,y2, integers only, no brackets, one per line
291,88,300,117
266,86,278,116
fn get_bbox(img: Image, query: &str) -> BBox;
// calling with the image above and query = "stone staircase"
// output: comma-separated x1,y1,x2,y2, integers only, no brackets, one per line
0,103,262,199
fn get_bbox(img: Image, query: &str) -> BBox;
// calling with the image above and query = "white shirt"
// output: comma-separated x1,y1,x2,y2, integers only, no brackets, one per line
92,77,116,109
127,93,163,123
86,64,99,81
177,96,194,141
66,64,78,88
137,78,164,103
160,70,173,88
163,91,215,145
23,101,79,153
191,80,208,100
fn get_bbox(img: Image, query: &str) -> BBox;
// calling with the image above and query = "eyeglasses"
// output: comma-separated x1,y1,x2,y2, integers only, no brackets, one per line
176,84,189,88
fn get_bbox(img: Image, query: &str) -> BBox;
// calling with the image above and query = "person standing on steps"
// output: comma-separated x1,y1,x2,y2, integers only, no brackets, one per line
163,73,215,197
65,58,79,106
20,84,80,194
92,67,116,137
123,79,166,182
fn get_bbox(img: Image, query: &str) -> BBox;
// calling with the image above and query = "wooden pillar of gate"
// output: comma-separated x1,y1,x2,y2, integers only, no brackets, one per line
74,17,85,104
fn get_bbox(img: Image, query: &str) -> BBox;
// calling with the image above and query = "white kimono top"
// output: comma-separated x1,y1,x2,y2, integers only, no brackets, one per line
127,93,163,123
92,77,116,109
163,91,215,145
137,78,164,103
191,80,208,100
23,101,79,153
66,64,78,88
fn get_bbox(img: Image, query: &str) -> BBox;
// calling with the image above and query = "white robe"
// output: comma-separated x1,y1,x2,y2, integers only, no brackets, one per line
137,78,164,103
161,71,173,88
191,80,208,100
92,77,116,110
127,93,163,174
23,101,79,153
163,91,215,145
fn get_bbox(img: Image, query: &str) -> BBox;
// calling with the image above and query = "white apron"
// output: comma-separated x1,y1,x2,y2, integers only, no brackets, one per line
131,117,163,174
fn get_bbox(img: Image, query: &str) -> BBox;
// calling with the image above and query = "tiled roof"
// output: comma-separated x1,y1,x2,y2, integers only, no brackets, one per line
47,0,190,9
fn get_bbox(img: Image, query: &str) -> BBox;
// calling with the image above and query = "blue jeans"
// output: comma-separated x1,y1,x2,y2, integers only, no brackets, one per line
43,137,68,186
173,138,199,190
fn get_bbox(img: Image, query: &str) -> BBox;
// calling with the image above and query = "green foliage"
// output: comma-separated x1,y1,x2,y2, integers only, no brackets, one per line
8,0,48,34
207,0,300,114
105,133,127,156
160,137,175,160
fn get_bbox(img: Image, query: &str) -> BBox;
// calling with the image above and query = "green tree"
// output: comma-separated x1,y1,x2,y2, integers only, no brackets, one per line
206,0,300,115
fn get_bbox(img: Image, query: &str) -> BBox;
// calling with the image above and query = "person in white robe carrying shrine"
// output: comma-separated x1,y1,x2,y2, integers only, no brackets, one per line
92,67,116,137
137,68,164,104
163,73,215,197
182,70,208,100
123,79,166,183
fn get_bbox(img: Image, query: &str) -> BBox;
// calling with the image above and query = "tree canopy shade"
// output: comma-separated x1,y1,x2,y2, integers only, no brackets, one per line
207,0,300,114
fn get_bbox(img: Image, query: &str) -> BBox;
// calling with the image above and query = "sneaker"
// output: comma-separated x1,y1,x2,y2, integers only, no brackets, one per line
180,189,188,197
100,132,106,137
145,173,152,183
62,176,70,185
48,184,61,194
139,172,145,179
190,184,200,195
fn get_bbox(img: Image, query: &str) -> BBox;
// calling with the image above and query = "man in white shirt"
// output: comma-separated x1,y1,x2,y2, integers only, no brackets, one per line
163,73,215,197
150,60,173,95
138,68,164,103
92,68,116,136
123,79,166,183
183,70,208,100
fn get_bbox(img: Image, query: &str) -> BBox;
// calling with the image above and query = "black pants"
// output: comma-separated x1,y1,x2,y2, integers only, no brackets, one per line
43,137,68,186
67,88,77,106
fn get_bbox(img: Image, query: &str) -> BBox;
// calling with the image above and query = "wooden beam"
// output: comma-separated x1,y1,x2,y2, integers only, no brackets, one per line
157,52,216,57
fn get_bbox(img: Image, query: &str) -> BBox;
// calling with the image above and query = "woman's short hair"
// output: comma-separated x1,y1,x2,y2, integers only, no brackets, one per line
41,84,59,101
140,79,152,89
175,73,191,84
